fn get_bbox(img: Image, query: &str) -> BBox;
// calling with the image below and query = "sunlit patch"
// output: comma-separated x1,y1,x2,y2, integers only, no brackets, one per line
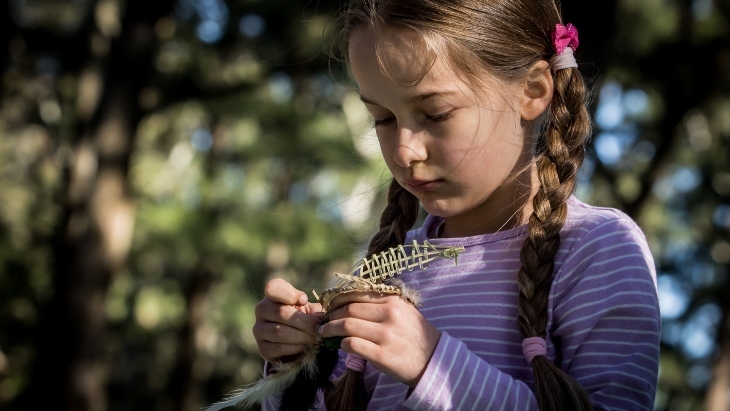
239,13,265,38
670,167,701,193
622,89,649,117
713,204,730,228
176,0,230,44
596,82,624,129
686,364,711,389
269,72,294,104
191,128,214,152
657,275,690,320
594,131,636,166
680,304,722,359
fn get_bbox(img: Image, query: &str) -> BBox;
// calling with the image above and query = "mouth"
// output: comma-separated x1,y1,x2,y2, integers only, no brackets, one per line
402,178,443,192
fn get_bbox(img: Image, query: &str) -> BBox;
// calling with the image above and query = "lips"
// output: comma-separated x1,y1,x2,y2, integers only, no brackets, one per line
402,178,443,192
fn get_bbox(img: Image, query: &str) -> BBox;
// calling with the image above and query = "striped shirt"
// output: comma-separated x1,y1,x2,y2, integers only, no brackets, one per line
263,197,660,410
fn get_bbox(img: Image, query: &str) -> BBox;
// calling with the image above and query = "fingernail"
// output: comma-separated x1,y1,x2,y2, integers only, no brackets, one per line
298,294,308,305
318,325,324,336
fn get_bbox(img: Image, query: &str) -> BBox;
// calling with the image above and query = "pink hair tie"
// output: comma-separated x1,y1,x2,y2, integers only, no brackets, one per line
552,23,579,55
522,337,547,365
550,23,579,71
345,353,366,372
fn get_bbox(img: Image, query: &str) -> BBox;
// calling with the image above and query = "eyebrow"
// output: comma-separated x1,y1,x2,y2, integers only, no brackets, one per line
359,91,459,107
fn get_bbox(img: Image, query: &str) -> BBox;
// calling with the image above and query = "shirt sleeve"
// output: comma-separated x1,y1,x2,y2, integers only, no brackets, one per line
550,215,660,410
403,215,660,411
403,332,538,410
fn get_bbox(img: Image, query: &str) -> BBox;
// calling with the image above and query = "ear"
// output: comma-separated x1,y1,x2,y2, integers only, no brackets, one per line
520,60,553,121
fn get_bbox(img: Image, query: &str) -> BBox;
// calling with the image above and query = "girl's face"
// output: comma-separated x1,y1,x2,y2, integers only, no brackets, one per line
349,28,538,237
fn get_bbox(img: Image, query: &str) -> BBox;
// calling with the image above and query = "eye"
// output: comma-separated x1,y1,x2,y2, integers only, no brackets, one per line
425,111,454,123
372,116,396,128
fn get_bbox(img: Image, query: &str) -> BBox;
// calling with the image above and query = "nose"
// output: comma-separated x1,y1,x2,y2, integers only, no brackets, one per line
393,125,427,168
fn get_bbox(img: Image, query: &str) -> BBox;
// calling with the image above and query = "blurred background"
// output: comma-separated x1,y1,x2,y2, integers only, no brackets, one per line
0,0,728,410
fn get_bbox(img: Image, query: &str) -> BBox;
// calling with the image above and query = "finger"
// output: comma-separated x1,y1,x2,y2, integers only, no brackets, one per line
297,302,324,317
318,317,382,343
328,291,393,312
257,300,322,336
340,336,381,364
264,278,308,306
328,302,386,322
258,341,311,363
255,321,322,345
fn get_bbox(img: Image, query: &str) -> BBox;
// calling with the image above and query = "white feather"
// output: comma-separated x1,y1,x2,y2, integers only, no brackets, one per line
205,347,320,411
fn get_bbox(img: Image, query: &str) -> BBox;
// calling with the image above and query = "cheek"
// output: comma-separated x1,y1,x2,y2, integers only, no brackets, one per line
439,131,521,178
376,130,392,150
376,131,399,167
470,114,525,158
433,125,489,165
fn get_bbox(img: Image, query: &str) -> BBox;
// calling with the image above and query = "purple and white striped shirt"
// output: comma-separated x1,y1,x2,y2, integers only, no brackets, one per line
263,197,660,410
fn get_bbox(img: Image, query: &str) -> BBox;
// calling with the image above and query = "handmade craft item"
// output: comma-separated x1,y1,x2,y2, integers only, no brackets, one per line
205,240,466,411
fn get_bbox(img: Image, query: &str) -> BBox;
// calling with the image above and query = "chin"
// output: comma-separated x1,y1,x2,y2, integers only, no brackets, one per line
420,195,488,220
419,201,461,219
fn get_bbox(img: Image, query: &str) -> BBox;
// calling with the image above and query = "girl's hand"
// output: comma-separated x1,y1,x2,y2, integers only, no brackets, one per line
319,292,441,388
253,278,324,363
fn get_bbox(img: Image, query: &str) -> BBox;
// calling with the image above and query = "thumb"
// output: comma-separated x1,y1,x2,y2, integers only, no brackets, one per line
264,278,308,305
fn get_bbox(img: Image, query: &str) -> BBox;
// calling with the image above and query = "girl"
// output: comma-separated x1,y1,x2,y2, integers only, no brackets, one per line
253,0,660,410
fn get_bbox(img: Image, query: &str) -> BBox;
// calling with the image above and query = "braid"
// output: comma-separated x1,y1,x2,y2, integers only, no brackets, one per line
517,66,592,411
325,178,419,411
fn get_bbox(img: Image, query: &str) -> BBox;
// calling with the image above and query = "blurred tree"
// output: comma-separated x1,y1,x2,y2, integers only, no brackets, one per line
563,0,730,409
0,0,728,411
1,0,372,410
21,2,178,410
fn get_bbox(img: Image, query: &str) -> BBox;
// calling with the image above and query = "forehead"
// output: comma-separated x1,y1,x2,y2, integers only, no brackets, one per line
349,27,431,80
348,27,463,95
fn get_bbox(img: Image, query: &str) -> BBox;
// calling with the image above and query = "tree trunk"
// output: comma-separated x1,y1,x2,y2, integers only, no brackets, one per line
26,1,174,410
168,263,215,411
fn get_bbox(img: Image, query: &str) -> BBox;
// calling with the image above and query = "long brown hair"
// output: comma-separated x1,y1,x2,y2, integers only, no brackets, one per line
327,1,593,410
